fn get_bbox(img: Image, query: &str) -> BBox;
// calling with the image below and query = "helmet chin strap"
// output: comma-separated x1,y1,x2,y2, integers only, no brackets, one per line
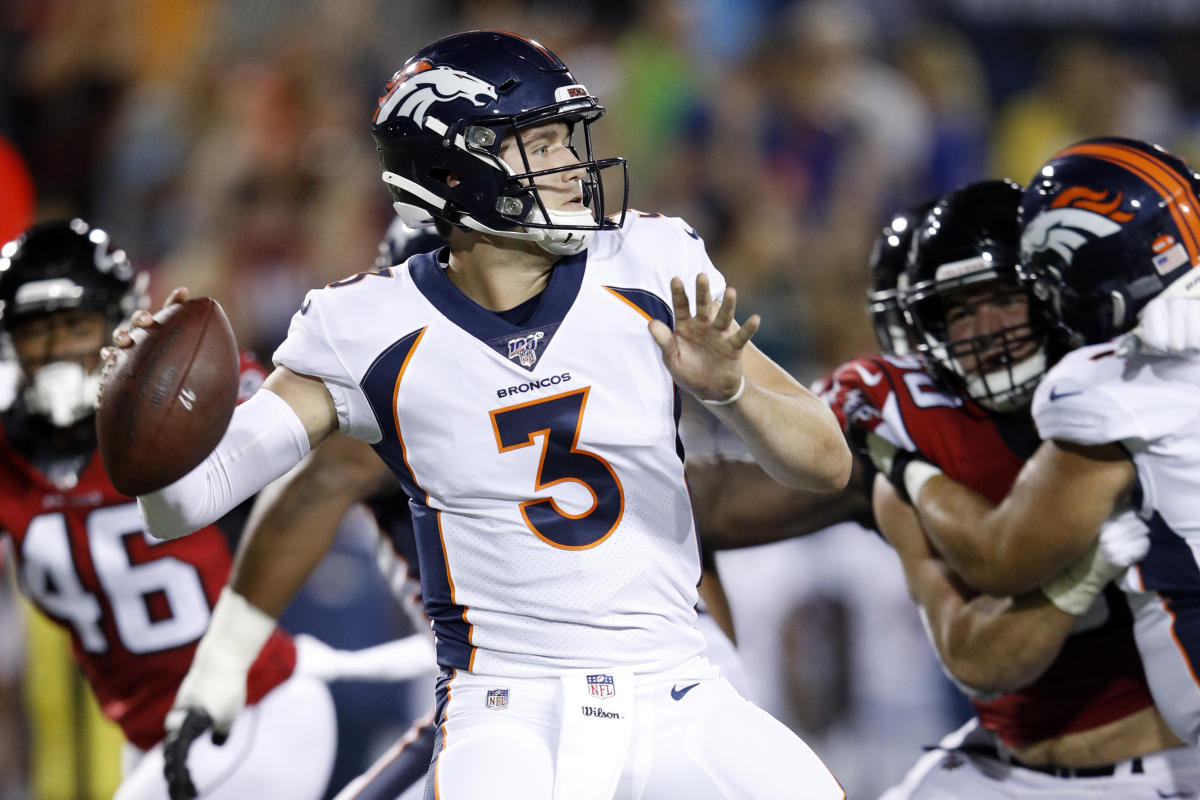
23,362,100,427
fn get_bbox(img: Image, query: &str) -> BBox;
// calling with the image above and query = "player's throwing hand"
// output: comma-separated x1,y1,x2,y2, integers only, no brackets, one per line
649,273,760,405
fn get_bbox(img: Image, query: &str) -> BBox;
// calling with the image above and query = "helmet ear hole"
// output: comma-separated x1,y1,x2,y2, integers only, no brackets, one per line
430,169,458,188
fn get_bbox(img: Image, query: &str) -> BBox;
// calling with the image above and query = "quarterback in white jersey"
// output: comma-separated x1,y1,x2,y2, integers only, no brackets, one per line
273,212,721,676
867,137,1200,751
123,29,849,800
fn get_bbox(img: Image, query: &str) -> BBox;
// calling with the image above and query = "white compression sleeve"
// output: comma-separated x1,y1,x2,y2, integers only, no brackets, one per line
137,388,312,540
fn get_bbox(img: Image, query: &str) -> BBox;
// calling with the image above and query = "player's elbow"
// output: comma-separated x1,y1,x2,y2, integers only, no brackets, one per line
796,432,853,493
945,652,1042,695
137,491,202,541
941,642,1035,695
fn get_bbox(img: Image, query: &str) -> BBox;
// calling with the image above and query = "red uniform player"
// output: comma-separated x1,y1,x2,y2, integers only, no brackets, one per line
0,220,336,799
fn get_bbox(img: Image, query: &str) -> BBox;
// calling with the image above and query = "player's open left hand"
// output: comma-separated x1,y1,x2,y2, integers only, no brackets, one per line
649,273,759,405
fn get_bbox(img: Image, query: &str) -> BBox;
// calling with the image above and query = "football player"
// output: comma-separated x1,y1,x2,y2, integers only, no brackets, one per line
0,220,337,799
122,29,850,800
164,203,870,800
863,138,1200,754
829,181,1200,798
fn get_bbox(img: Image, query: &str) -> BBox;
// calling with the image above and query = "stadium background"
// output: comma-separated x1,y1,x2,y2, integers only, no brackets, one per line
2,0,1200,798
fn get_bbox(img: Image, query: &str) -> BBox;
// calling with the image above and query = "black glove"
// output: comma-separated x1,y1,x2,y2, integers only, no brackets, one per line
862,431,939,505
163,708,222,800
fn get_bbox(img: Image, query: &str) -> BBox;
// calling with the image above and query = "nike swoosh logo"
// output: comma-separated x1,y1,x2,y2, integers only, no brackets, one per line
1048,387,1083,402
852,363,883,386
670,682,700,701
300,298,312,315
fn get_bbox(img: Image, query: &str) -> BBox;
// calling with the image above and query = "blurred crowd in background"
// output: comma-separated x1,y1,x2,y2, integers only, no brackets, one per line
3,0,1200,798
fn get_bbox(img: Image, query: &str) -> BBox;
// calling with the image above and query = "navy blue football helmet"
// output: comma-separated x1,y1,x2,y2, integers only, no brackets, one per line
904,179,1050,413
371,30,628,255
867,199,935,355
374,217,443,270
1018,136,1200,348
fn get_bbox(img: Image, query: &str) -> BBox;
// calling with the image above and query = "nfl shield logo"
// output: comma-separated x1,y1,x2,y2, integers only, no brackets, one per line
507,331,545,369
486,689,509,710
587,674,615,698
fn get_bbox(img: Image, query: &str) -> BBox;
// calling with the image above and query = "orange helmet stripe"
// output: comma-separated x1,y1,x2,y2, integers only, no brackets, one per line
1058,142,1200,266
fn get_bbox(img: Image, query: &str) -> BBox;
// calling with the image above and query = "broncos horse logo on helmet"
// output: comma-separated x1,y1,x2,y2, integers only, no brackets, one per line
371,30,628,257
1019,186,1130,266
374,62,498,128
1018,136,1200,348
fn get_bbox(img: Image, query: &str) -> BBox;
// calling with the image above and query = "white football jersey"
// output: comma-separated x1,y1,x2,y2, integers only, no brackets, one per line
1033,343,1200,745
1032,344,1200,540
275,213,720,677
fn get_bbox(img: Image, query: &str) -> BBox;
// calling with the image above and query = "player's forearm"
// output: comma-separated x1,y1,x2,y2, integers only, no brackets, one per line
712,383,851,493
694,460,870,549
232,433,393,617
927,571,1076,693
232,468,356,617
911,475,1036,595
138,390,311,540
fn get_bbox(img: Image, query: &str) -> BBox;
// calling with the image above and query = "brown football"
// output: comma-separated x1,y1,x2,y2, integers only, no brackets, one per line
97,297,239,496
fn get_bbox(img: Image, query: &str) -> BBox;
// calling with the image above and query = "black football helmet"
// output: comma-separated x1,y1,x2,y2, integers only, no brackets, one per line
0,219,148,426
867,199,935,355
904,179,1050,413
371,30,628,256
1018,136,1200,348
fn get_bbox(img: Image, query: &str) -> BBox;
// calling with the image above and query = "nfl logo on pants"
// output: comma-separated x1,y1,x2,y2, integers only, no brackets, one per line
486,689,509,710
587,674,615,698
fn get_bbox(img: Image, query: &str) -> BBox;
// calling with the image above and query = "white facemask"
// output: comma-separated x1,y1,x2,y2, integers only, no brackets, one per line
960,348,1047,413
23,361,101,427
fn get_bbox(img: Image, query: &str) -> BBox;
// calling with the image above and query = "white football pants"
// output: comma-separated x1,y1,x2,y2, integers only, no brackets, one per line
426,656,844,800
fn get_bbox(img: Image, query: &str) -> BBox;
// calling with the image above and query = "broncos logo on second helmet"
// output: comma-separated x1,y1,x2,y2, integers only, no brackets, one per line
1017,136,1200,347
374,62,498,128
1019,186,1130,266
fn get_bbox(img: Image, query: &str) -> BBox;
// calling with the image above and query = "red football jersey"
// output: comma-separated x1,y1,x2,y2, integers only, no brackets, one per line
824,353,1153,748
1,354,294,750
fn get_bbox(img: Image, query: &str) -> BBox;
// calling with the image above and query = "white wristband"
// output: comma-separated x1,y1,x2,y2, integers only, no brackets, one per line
702,376,746,407
171,587,278,733
1041,542,1118,616
903,460,943,504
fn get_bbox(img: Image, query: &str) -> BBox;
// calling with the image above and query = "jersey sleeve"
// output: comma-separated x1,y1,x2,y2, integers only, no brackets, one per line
272,290,383,443
1035,349,1200,447
1032,347,1161,447
678,218,728,308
